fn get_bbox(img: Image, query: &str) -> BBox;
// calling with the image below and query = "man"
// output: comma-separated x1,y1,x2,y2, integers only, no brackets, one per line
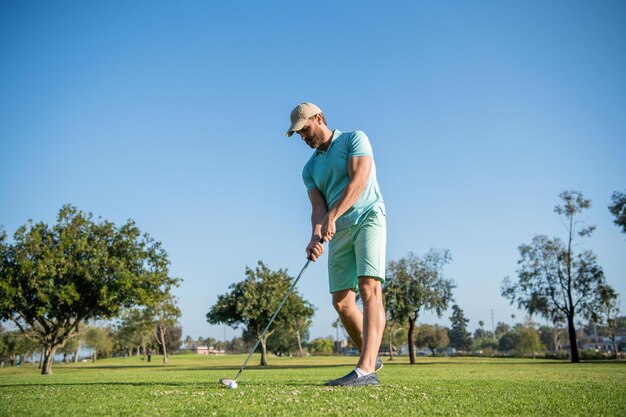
286,102,387,386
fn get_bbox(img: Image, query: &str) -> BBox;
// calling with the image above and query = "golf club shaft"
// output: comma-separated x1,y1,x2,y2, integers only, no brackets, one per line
233,257,313,381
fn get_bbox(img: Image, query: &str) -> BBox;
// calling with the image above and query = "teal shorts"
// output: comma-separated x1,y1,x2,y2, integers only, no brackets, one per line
328,207,387,293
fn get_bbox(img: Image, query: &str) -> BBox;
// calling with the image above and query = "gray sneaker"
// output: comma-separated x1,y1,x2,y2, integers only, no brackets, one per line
375,357,383,372
325,370,380,387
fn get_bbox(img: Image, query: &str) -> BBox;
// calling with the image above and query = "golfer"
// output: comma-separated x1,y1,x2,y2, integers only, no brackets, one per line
287,102,386,386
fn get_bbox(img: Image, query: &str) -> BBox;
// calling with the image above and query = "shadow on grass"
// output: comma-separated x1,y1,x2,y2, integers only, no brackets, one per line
57,363,353,371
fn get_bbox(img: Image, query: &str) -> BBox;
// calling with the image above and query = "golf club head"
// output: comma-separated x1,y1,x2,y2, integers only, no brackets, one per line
219,378,235,386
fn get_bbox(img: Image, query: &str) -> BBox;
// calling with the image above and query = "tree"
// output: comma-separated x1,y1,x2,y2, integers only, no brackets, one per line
384,249,455,365
58,334,81,363
538,325,564,352
448,305,472,352
267,297,314,357
331,318,345,354
594,285,620,358
498,332,518,354
414,324,449,357
149,293,181,365
84,326,113,362
609,190,626,235
160,325,182,357
184,335,194,350
495,322,511,340
0,205,181,374
473,324,497,353
515,325,544,358
117,308,154,358
0,329,34,366
206,261,314,366
382,322,406,360
502,191,610,362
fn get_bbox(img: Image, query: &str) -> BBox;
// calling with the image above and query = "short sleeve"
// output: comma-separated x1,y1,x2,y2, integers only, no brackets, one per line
302,164,317,191
348,131,373,158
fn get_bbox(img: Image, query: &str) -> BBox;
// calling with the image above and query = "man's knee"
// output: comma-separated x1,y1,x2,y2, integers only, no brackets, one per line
358,277,383,302
332,290,356,315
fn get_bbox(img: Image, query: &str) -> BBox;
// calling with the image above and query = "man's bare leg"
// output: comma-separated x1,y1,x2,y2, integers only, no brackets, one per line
356,277,385,373
331,278,385,373
332,289,363,350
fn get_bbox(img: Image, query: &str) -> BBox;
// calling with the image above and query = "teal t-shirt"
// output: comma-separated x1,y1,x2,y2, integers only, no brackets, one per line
302,129,385,231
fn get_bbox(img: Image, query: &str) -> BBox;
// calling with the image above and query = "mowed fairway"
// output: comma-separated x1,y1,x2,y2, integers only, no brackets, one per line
1,354,624,416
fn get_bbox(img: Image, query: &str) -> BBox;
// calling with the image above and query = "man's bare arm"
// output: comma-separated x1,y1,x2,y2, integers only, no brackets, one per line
307,188,328,261
321,155,372,241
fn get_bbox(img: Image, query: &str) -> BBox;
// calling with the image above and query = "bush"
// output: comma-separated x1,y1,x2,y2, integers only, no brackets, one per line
579,349,612,360
309,338,334,356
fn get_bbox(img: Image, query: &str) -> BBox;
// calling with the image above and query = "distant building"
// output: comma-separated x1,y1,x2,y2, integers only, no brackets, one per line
191,346,225,355
581,336,616,352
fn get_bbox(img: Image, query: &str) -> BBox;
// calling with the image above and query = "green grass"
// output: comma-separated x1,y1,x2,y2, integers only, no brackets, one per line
1,354,624,416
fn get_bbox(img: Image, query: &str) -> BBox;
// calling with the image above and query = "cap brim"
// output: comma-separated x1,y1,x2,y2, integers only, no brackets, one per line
286,119,307,137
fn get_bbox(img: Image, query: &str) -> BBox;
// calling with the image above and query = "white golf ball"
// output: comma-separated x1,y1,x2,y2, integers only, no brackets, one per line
228,381,238,389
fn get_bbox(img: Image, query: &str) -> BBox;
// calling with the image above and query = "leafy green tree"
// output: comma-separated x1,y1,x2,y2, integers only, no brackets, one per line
498,332,518,354
594,285,620,358
448,305,472,352
117,308,154,358
286,297,315,357
84,326,113,362
206,261,314,366
609,190,626,235
515,325,544,358
160,325,182,357
502,191,610,363
267,296,314,357
309,337,334,356
331,318,344,354
384,249,455,364
149,293,181,364
58,334,81,363
414,323,449,357
538,325,565,352
0,205,181,374
205,337,217,348
266,325,298,356
495,322,511,340
473,324,497,353
226,336,248,354
0,330,34,366
382,322,406,360
184,335,194,350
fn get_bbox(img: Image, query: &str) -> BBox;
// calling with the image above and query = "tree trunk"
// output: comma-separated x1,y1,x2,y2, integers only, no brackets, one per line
611,326,618,359
389,329,394,360
39,349,45,369
296,331,303,357
260,336,268,366
41,347,56,375
408,317,416,365
566,314,580,363
73,349,79,363
159,324,168,365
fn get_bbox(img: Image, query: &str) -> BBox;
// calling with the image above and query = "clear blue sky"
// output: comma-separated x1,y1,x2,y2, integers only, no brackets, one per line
1,1,625,342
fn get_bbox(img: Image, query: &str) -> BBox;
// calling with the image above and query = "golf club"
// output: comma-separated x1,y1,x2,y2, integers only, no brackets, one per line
219,240,323,388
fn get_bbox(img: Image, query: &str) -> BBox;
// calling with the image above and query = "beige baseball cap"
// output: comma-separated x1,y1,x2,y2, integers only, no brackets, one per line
286,102,322,137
